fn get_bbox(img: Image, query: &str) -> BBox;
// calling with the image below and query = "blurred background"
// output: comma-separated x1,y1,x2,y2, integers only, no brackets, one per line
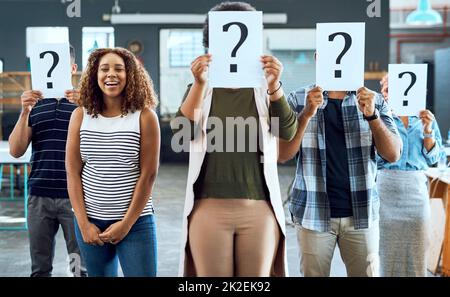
0,0,449,276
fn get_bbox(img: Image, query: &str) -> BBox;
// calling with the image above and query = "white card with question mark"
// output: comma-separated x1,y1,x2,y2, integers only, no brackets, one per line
30,43,72,98
388,64,427,116
208,11,264,88
316,22,365,91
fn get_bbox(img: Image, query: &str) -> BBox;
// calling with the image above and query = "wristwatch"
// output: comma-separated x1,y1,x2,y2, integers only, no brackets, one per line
363,110,379,122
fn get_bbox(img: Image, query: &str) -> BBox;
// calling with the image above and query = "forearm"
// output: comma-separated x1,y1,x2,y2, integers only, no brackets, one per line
9,111,31,157
422,136,443,166
269,94,298,141
180,81,207,121
122,171,157,228
423,137,436,152
67,172,89,228
126,107,160,228
369,118,401,162
171,109,198,141
268,85,284,102
278,112,310,163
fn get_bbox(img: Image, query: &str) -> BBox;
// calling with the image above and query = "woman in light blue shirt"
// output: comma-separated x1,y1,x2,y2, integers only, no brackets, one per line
377,75,446,277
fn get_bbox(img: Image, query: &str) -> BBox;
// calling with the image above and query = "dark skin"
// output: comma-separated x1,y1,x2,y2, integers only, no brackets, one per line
180,53,286,122
9,63,79,158
278,86,402,163
66,53,160,246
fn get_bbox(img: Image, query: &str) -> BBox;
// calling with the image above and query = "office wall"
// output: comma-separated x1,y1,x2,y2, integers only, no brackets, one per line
0,0,390,161
0,0,389,84
435,47,450,139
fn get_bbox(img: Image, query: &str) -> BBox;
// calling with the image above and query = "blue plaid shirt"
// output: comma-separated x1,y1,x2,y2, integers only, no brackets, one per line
287,86,400,232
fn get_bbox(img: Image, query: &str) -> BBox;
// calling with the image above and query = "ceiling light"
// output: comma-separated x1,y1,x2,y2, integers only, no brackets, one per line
406,0,443,25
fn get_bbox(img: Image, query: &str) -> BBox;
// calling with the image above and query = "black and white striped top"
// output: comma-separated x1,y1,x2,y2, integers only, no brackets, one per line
28,98,77,199
80,108,154,220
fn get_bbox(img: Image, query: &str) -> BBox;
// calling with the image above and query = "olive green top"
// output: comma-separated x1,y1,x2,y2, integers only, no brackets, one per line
173,86,297,200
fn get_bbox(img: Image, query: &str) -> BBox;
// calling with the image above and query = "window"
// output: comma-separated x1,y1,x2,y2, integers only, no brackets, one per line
263,29,316,94
82,27,115,69
26,27,69,57
0,59,3,73
168,31,204,67
159,28,316,117
160,29,204,116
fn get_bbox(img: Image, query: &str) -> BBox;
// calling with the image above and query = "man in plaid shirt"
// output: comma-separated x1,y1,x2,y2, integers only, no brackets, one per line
279,85,402,277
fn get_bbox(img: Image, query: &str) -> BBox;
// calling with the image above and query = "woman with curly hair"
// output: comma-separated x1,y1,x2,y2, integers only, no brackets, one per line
65,47,160,277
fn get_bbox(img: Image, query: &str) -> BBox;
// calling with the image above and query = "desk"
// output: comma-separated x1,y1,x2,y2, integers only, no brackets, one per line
426,168,450,276
0,141,31,230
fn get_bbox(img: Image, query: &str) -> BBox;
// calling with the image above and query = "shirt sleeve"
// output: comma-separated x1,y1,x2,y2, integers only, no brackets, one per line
170,84,201,141
376,93,400,137
375,93,402,161
422,120,446,166
28,108,34,127
286,88,307,115
269,95,298,141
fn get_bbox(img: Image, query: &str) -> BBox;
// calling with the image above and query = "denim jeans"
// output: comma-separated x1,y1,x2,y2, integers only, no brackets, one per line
74,215,157,277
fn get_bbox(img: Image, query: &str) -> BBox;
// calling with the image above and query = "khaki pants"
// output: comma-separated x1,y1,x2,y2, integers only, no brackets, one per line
296,217,379,277
188,198,280,277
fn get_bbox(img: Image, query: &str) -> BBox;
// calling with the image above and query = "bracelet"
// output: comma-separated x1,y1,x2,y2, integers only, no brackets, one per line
423,131,434,138
267,81,282,95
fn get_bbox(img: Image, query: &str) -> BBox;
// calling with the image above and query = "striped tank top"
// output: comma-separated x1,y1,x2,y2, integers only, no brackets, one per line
80,108,154,220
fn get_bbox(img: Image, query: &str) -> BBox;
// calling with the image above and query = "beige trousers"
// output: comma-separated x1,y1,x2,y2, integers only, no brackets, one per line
296,217,380,277
188,198,281,277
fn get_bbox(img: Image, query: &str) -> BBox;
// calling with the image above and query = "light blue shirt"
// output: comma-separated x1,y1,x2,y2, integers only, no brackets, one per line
378,116,446,171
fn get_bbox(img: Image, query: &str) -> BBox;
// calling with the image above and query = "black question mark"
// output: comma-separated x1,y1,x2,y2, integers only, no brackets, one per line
398,71,417,107
222,22,248,73
328,32,352,78
39,51,59,89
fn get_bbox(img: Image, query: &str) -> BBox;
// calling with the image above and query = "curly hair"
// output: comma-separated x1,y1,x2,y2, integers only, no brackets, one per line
202,1,256,49
78,47,158,117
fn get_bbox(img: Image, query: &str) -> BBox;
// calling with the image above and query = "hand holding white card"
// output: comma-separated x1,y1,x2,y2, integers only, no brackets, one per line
388,64,427,116
208,11,264,88
316,22,365,91
30,43,72,98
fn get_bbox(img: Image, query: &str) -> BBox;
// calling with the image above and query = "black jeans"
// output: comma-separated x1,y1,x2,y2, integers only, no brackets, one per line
27,195,87,277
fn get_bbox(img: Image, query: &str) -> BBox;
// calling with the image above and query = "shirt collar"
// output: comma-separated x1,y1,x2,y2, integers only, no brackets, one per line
392,114,419,120
44,97,69,103
323,91,356,97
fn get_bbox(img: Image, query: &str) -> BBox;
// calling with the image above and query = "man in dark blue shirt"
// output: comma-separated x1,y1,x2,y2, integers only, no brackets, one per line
279,85,402,276
9,45,86,277
323,95,353,218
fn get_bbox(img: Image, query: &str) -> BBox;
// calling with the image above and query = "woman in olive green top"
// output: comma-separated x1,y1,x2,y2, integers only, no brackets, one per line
172,1,297,277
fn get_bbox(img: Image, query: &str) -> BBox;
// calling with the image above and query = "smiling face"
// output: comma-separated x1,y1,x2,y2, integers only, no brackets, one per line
97,53,127,99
